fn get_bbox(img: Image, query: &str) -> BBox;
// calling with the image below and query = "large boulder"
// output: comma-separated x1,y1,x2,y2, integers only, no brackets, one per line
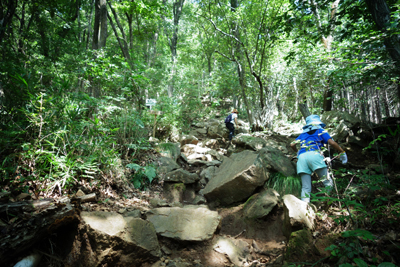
257,146,296,177
200,166,218,182
321,111,361,142
282,195,315,240
207,120,226,139
202,150,269,205
234,134,268,151
146,205,220,241
66,211,161,267
243,189,280,219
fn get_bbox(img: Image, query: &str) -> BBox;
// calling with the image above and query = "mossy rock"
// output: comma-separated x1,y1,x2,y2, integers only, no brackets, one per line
315,233,341,258
285,229,320,262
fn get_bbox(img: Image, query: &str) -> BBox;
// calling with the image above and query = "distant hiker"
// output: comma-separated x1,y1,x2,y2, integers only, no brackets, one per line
290,114,347,203
225,109,239,148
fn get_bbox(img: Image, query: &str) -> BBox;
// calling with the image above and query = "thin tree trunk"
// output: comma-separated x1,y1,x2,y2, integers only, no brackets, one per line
92,0,100,49
99,0,107,48
299,103,311,119
162,0,185,97
107,2,131,66
86,2,94,50
236,60,254,126
383,89,391,117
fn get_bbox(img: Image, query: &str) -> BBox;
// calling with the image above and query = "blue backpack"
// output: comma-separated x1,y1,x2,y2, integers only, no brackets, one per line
224,113,232,123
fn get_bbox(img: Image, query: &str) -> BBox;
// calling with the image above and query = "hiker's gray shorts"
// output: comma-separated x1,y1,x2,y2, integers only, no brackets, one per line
297,150,327,175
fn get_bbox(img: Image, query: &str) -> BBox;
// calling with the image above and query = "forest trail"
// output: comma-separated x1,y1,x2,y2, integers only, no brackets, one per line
2,113,400,267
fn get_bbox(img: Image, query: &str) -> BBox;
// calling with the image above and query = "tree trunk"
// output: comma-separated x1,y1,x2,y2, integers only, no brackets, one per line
236,60,254,126
99,0,107,48
162,0,185,97
323,83,333,112
0,0,17,44
299,102,311,119
108,2,131,67
92,0,100,49
365,0,400,100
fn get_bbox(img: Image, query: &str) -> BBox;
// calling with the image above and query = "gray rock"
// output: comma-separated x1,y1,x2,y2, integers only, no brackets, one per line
163,183,186,203
187,159,222,167
76,211,161,266
200,166,218,181
156,157,180,175
207,121,226,139
147,206,220,241
203,150,269,205
257,146,296,177
243,189,280,219
164,169,199,184
203,139,220,149
234,134,268,151
321,111,361,142
213,236,250,266
189,128,207,138
180,135,199,146
282,195,315,240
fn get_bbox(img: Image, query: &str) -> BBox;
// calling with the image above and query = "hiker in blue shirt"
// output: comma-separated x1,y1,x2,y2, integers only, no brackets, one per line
225,109,238,148
290,115,348,202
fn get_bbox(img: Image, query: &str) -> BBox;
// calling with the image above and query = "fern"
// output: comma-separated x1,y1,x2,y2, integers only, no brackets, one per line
265,172,301,197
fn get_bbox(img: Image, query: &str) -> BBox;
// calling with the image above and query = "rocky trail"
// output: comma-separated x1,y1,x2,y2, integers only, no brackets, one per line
1,112,400,267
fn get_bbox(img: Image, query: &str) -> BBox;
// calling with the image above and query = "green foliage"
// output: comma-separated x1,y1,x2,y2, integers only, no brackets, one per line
126,163,157,189
265,172,301,197
0,74,155,195
326,229,394,266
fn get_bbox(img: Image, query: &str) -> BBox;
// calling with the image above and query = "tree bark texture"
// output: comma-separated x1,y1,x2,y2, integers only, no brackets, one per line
299,102,311,120
92,0,107,49
365,0,400,100
0,0,17,44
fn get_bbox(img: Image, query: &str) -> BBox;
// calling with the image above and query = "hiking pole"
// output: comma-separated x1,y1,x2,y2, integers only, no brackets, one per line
326,153,342,209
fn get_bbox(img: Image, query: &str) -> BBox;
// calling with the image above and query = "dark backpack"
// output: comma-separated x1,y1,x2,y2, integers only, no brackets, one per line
224,113,232,123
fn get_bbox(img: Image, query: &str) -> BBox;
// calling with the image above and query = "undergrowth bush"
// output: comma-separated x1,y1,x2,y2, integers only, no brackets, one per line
0,75,155,196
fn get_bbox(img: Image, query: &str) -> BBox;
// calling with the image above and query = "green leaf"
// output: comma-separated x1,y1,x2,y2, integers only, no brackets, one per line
126,163,141,171
353,258,368,267
377,263,396,267
132,176,142,189
144,166,157,183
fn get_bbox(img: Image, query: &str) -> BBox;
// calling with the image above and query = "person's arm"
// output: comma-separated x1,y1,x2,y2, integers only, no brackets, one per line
290,142,298,153
234,117,238,126
327,139,345,154
328,138,348,163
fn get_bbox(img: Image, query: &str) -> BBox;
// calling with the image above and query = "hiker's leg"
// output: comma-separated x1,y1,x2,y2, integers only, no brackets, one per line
315,167,332,192
226,123,235,141
300,173,312,202
297,153,313,202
